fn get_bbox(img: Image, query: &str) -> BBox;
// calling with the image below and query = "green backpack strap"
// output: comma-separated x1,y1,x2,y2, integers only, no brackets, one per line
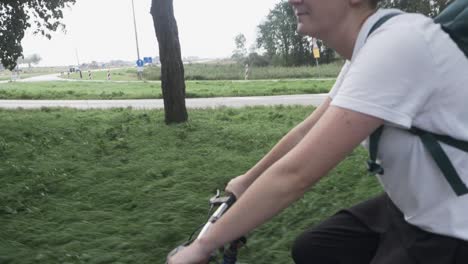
368,126,468,196
365,9,468,196
434,0,468,58
368,13,401,36
367,126,385,175
409,127,468,196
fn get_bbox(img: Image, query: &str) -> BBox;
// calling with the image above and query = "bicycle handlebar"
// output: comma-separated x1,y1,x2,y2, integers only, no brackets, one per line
167,192,243,264
197,194,236,239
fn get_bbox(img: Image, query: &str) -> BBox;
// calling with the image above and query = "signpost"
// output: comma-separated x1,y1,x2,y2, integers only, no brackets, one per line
144,57,153,64
312,38,321,67
136,59,144,80
137,59,144,67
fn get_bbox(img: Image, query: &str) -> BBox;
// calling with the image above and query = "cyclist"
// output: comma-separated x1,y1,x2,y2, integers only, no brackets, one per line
168,0,468,263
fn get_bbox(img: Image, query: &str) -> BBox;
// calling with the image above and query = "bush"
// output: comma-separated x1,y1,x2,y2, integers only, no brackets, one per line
247,53,270,67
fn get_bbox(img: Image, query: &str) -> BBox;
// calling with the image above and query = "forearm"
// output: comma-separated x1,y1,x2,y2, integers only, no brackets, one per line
201,162,315,252
242,98,332,186
197,106,383,254
242,124,308,185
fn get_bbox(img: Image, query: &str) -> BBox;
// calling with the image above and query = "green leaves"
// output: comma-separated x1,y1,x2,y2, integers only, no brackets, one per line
0,0,76,70
379,0,451,17
257,1,310,66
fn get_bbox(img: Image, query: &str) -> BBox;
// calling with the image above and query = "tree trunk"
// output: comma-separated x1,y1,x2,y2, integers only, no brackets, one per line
151,0,188,124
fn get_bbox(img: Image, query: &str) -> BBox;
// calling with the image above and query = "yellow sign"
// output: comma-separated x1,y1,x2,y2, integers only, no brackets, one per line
313,48,320,59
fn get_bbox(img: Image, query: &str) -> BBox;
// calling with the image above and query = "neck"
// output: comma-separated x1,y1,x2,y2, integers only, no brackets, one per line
319,8,377,60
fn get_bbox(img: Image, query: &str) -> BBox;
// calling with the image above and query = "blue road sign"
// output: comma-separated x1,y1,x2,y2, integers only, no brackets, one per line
144,57,153,64
136,59,144,67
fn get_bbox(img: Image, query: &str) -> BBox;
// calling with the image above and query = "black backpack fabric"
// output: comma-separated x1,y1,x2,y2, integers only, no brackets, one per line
434,0,468,58
366,0,468,196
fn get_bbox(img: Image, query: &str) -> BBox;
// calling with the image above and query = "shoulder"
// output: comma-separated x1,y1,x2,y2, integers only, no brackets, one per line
368,11,459,60
353,12,441,78
371,11,435,36
364,11,466,80
368,13,435,53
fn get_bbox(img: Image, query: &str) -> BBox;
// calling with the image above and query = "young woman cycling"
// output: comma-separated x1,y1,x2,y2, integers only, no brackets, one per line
168,0,468,263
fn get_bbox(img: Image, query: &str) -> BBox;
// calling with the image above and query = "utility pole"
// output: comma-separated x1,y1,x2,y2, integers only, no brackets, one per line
132,0,143,80
75,48,82,79
75,48,80,66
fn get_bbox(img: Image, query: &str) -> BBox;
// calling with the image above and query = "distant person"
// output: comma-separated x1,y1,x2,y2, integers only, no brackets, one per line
168,0,468,263
10,71,17,82
244,63,250,80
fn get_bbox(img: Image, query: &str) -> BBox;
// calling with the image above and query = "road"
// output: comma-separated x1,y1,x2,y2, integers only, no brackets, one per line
0,72,331,109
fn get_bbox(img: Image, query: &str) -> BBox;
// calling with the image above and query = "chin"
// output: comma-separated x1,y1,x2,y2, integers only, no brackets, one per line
296,24,308,36
296,24,314,37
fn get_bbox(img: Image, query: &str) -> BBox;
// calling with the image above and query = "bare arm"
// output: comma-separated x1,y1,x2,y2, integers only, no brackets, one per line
200,105,384,253
235,97,333,189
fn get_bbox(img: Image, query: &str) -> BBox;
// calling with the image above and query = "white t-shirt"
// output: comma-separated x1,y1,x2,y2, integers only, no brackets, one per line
329,9,468,241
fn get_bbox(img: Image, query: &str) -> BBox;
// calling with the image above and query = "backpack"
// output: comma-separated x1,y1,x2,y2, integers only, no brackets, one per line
366,0,468,196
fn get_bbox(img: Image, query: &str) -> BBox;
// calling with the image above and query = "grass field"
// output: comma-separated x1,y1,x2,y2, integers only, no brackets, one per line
0,80,334,100
60,63,343,82
0,107,382,263
1,62,343,82
64,69,141,82
143,62,343,80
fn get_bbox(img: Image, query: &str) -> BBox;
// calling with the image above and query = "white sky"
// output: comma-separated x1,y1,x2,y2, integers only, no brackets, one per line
21,0,281,67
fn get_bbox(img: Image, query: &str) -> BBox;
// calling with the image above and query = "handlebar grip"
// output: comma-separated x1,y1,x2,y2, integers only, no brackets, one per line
225,194,237,207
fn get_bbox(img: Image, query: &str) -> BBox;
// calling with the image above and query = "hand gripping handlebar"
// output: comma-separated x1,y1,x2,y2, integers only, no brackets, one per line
167,190,246,264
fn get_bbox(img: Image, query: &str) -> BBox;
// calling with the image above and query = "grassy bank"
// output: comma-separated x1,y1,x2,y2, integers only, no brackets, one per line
61,63,343,82
143,62,343,81
0,107,381,263
0,80,334,100
65,68,140,82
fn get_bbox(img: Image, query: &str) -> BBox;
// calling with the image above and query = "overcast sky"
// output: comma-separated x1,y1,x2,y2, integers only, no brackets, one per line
21,0,282,67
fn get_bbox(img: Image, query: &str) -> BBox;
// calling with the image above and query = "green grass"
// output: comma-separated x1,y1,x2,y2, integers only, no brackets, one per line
61,63,343,82
1,63,343,83
0,80,334,100
0,107,382,263
143,62,343,81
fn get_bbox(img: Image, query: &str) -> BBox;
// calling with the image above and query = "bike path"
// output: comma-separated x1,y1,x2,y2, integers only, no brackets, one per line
0,94,328,110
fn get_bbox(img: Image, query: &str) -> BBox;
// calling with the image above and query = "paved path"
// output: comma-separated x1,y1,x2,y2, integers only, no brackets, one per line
18,73,63,82
0,94,328,110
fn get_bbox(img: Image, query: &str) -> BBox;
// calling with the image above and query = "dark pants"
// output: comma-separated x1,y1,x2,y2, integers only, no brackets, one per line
292,194,468,264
